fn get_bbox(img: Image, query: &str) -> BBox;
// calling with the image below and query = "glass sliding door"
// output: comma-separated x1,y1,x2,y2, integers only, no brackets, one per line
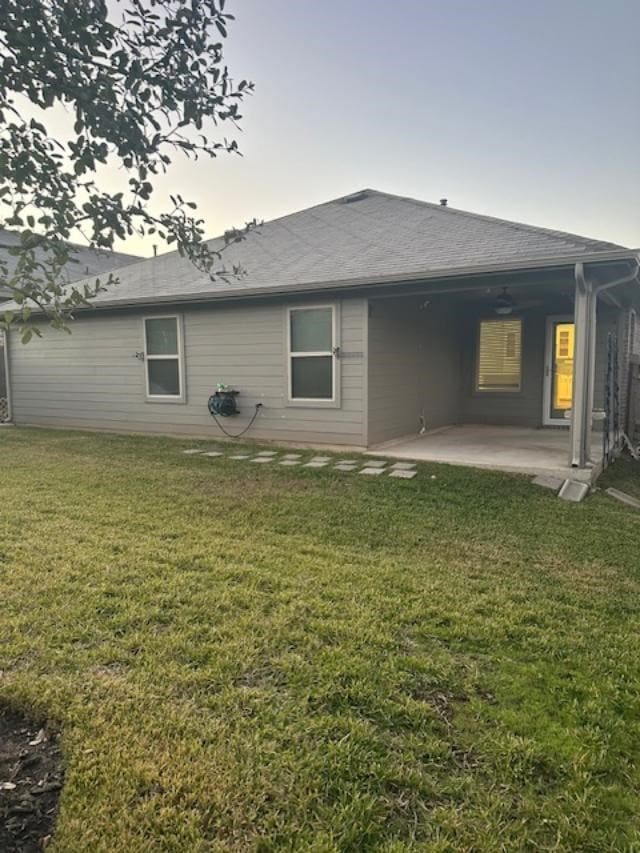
544,316,574,425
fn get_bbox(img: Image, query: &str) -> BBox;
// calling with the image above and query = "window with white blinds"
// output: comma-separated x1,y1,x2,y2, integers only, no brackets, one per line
476,318,522,392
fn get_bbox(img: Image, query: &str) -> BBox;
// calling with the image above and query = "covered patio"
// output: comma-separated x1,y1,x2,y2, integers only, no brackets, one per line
368,424,604,483
364,256,639,486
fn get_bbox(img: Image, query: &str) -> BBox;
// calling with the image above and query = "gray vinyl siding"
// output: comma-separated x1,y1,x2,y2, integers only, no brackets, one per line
367,297,461,445
8,288,631,449
9,297,367,446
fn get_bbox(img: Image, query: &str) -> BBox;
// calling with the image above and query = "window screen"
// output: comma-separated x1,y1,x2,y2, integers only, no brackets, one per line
144,317,182,398
289,307,334,400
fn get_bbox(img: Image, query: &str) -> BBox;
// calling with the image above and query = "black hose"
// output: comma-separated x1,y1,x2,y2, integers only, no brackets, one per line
210,403,262,439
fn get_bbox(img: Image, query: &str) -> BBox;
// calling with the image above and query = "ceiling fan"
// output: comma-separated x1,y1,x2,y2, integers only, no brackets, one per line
492,287,543,315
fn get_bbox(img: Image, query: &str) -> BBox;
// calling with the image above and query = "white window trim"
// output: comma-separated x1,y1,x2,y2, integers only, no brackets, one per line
286,304,340,407
475,316,523,394
143,315,186,403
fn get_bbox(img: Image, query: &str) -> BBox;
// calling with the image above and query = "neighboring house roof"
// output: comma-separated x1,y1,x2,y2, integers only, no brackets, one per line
4,190,635,310
0,229,143,301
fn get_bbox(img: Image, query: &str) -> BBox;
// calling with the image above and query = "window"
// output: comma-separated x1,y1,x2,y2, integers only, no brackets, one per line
476,318,522,392
288,306,335,400
557,327,572,359
144,316,184,400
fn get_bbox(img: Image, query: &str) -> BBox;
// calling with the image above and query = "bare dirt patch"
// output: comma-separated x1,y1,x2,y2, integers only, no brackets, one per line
0,709,63,852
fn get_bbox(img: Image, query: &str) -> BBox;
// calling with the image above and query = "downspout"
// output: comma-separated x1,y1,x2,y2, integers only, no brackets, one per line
570,259,640,468
570,263,592,468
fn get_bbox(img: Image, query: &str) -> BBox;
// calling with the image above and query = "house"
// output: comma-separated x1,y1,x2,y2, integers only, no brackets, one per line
3,190,639,480
0,232,141,422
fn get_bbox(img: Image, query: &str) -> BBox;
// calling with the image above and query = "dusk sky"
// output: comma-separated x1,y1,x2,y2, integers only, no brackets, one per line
75,1,640,254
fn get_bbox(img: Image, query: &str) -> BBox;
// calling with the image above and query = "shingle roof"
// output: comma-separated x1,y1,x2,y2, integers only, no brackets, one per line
0,229,143,301
5,190,633,309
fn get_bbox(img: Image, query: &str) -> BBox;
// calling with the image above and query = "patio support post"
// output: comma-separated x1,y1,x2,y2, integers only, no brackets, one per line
570,263,593,468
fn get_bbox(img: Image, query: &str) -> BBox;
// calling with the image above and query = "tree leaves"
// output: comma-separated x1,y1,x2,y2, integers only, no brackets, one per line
0,0,254,337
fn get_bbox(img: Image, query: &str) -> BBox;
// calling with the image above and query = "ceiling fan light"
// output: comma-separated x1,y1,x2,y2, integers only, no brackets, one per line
494,286,515,315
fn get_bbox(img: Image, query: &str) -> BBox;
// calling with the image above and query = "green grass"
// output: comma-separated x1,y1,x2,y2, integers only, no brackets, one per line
600,455,640,501
1,427,639,852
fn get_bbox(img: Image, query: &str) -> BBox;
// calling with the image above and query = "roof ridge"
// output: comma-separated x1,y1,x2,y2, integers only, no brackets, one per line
236,189,379,229
362,189,626,250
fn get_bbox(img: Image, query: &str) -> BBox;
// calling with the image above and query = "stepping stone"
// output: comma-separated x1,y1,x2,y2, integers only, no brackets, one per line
334,463,357,472
182,449,203,455
390,462,416,470
389,469,417,480
280,459,300,466
203,451,223,457
304,461,328,468
360,467,385,476
310,456,331,463
256,451,277,457
282,453,302,460
251,457,273,463
230,454,251,460
532,474,563,491
605,487,640,509
558,480,589,502
363,459,387,468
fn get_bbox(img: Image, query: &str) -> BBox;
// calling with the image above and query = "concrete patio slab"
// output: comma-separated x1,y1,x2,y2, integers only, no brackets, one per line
304,460,329,468
256,451,278,457
360,467,385,476
368,425,602,484
363,459,387,468
203,451,224,457
251,457,273,463
280,459,301,466
230,454,251,460
334,463,357,471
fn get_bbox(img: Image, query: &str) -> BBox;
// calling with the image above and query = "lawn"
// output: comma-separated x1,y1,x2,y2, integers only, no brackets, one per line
601,454,640,501
1,427,639,852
